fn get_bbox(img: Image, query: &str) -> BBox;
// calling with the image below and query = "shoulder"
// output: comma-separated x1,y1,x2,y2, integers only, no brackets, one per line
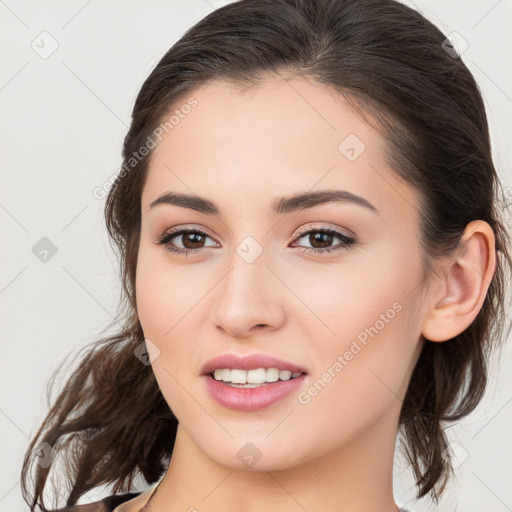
46,492,143,512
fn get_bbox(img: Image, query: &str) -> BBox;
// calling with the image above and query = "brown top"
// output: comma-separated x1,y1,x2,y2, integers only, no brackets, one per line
47,492,143,512
47,489,413,511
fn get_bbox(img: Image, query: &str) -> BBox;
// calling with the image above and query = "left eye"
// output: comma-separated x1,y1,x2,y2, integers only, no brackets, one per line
292,226,356,254
154,225,356,256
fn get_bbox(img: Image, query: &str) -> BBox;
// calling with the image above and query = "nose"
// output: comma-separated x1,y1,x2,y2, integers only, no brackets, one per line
209,249,286,340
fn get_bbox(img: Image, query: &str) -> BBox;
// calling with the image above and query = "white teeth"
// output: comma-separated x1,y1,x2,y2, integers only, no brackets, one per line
212,367,303,384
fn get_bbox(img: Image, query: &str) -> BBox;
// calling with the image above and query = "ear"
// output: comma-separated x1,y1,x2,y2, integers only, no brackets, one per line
421,220,497,342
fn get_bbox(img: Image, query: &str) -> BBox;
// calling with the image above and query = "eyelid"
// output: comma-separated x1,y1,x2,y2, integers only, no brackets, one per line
293,222,354,240
162,223,219,240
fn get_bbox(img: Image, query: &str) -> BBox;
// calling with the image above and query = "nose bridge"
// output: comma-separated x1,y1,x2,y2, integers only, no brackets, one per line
209,232,286,337
219,236,270,308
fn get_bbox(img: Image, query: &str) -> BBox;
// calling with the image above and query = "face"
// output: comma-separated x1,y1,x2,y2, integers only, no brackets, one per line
136,76,428,471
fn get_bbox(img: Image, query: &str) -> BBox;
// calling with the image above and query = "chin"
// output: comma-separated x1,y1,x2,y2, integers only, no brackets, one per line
195,435,310,473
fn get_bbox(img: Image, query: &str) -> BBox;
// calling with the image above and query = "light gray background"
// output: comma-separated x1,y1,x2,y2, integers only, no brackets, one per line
1,1,511,511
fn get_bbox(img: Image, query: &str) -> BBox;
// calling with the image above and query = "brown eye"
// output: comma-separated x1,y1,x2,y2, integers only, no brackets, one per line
155,229,218,255
180,232,207,249
306,231,334,249
292,226,356,255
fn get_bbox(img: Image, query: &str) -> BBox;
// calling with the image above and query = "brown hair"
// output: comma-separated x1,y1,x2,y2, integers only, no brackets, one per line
21,0,512,509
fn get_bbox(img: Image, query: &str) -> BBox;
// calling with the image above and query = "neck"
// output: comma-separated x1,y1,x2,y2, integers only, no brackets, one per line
146,411,400,512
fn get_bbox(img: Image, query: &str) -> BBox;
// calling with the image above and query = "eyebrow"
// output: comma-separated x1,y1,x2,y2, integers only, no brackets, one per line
148,189,378,216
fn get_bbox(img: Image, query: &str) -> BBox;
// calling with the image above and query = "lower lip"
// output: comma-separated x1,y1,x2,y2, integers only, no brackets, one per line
203,373,307,411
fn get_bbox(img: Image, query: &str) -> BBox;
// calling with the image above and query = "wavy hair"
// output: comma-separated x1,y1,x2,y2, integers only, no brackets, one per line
21,0,512,509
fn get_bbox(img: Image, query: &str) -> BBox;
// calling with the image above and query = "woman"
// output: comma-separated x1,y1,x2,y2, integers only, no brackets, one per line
21,0,511,511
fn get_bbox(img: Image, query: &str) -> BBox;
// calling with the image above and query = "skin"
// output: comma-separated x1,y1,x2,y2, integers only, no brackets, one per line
117,75,496,512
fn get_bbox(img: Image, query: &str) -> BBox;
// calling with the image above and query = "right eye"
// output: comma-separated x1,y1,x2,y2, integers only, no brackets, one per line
154,228,219,256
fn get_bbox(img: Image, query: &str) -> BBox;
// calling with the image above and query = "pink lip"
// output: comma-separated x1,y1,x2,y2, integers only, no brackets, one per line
200,353,308,411
200,353,308,376
203,373,308,411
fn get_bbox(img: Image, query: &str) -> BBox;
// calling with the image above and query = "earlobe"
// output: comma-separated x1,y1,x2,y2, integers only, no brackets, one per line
421,220,496,342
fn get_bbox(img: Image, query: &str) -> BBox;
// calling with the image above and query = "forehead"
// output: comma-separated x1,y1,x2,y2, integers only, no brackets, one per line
141,76,419,221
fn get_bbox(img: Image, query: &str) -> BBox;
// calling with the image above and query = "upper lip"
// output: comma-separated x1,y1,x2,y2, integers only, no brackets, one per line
201,353,308,376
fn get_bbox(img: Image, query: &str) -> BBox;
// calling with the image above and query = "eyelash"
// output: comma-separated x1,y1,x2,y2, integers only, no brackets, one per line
154,224,356,257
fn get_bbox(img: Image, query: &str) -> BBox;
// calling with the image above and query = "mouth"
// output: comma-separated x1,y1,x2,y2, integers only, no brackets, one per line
203,370,308,411
200,353,308,410
207,368,306,388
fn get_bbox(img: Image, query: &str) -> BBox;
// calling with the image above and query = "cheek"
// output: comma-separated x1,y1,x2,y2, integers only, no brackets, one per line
290,247,422,415
135,247,201,338
135,250,202,418
291,303,418,456
135,248,212,395
287,247,414,343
